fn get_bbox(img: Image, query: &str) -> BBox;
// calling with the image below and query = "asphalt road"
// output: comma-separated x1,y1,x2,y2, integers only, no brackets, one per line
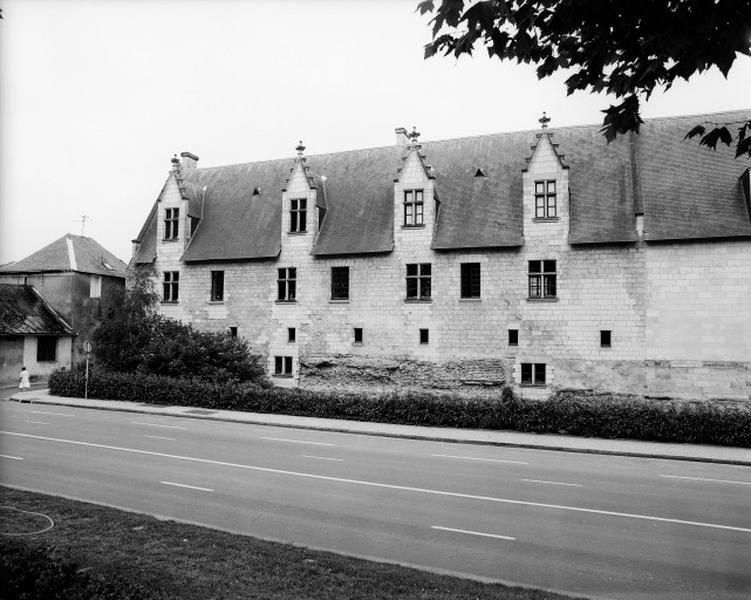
1,400,750,600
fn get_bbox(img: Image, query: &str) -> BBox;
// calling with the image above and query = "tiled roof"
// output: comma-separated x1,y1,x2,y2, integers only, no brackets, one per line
0,284,74,335
136,110,751,259
0,235,128,277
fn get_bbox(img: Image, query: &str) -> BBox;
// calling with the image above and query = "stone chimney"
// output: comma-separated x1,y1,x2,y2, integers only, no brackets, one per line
180,151,199,170
395,127,410,145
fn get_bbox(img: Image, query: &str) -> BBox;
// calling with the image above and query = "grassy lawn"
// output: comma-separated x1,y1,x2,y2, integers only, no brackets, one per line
0,486,581,600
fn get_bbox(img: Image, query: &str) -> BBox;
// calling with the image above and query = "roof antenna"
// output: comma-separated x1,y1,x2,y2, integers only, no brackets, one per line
78,215,90,235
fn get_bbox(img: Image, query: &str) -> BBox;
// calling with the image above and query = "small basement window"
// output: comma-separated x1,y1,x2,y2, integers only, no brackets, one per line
508,329,519,346
600,330,612,347
288,327,296,343
419,329,429,344
354,328,363,344
521,363,546,386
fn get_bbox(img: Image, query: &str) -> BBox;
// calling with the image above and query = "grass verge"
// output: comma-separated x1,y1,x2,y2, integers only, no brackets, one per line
0,486,582,600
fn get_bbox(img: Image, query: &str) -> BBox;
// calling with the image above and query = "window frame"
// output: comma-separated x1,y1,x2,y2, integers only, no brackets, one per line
353,327,363,344
528,260,557,300
164,207,180,239
277,267,297,302
210,270,225,302
288,327,296,343
289,198,307,233
508,329,519,347
273,355,294,377
419,328,429,344
534,180,557,219
600,330,612,348
163,271,179,303
520,362,547,386
403,189,425,227
406,263,432,301
460,262,481,299
36,336,57,362
330,266,350,301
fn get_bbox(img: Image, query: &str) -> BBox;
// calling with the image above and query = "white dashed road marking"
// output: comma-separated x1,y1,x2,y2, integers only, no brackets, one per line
132,422,187,430
660,474,751,486
522,479,583,488
261,436,334,447
161,481,213,492
431,453,528,465
303,455,344,462
432,526,516,541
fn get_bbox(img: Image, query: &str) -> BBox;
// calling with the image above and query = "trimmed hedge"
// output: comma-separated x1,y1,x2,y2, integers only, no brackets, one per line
0,537,161,600
48,368,751,447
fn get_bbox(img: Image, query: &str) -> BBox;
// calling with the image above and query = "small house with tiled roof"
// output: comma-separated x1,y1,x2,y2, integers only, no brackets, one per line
0,284,75,385
132,111,751,400
0,235,128,367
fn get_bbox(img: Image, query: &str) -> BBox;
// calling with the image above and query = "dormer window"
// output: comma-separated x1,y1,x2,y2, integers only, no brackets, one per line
403,189,424,226
290,198,307,232
164,208,179,239
534,180,557,219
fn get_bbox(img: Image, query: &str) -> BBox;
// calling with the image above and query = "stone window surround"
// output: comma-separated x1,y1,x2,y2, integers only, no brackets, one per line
164,207,179,240
406,263,431,301
534,179,557,220
403,189,424,227
162,271,179,303
520,362,547,386
273,355,293,377
289,198,307,233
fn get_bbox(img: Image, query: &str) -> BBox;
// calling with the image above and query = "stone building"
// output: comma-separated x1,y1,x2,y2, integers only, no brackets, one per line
131,111,751,400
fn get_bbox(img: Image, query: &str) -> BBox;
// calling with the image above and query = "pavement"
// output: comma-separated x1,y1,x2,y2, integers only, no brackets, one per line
7,388,751,466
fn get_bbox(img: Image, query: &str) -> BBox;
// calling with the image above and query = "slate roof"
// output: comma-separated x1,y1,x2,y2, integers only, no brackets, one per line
0,284,74,336
0,235,129,277
134,110,751,260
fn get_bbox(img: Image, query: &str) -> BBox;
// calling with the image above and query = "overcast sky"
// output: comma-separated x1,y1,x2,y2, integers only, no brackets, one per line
1,0,749,265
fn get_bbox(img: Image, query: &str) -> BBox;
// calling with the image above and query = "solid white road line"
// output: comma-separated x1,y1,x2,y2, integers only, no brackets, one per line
145,435,176,441
302,455,344,462
522,479,583,488
132,422,187,430
660,474,751,486
431,453,528,465
30,410,73,417
0,454,23,460
160,481,213,492
261,436,334,447
4,430,751,535
432,526,516,541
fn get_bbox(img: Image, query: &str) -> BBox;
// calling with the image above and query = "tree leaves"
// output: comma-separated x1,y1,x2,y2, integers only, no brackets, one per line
418,0,751,157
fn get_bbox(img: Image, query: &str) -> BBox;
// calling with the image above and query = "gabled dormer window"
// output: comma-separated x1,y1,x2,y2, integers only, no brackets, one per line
403,189,424,226
290,198,307,232
164,208,179,239
534,180,557,219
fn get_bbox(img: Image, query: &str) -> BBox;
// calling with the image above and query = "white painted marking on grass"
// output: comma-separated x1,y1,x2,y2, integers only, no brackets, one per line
30,410,73,417
4,430,751,535
660,474,751,486
132,422,187,430
522,479,583,488
0,454,23,460
145,435,176,441
431,453,528,465
432,526,516,541
261,436,334,447
27,421,50,426
160,481,213,492
302,455,344,462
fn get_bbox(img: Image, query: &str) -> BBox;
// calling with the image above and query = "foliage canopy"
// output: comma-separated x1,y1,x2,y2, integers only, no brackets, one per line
418,0,751,157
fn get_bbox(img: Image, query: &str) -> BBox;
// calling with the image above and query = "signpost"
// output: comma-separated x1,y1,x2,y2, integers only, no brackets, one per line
83,341,93,399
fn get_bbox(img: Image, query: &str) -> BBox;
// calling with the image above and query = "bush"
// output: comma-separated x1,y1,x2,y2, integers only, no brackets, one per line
48,368,751,447
0,537,161,600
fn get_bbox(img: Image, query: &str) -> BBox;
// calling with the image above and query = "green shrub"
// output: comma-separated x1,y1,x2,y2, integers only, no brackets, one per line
0,537,161,600
48,368,751,447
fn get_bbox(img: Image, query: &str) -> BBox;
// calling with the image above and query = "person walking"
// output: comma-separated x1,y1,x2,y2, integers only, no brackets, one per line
18,366,31,393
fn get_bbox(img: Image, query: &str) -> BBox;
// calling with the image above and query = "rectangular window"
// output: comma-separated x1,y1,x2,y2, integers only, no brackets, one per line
277,267,297,301
210,271,224,301
406,263,431,300
89,275,102,299
460,262,481,298
290,198,307,232
403,189,424,226
419,328,429,344
521,363,546,386
600,330,612,347
229,327,237,338
508,329,519,346
164,208,179,239
331,266,350,300
354,327,363,344
534,180,557,219
288,327,296,343
274,356,294,376
37,337,57,362
163,271,179,302
528,260,556,299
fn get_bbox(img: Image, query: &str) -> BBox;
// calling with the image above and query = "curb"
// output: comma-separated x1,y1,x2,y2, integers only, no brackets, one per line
8,394,750,467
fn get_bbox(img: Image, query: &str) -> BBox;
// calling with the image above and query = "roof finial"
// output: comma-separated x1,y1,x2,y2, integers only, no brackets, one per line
407,126,420,146
171,153,181,171
296,140,306,157
539,111,551,129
